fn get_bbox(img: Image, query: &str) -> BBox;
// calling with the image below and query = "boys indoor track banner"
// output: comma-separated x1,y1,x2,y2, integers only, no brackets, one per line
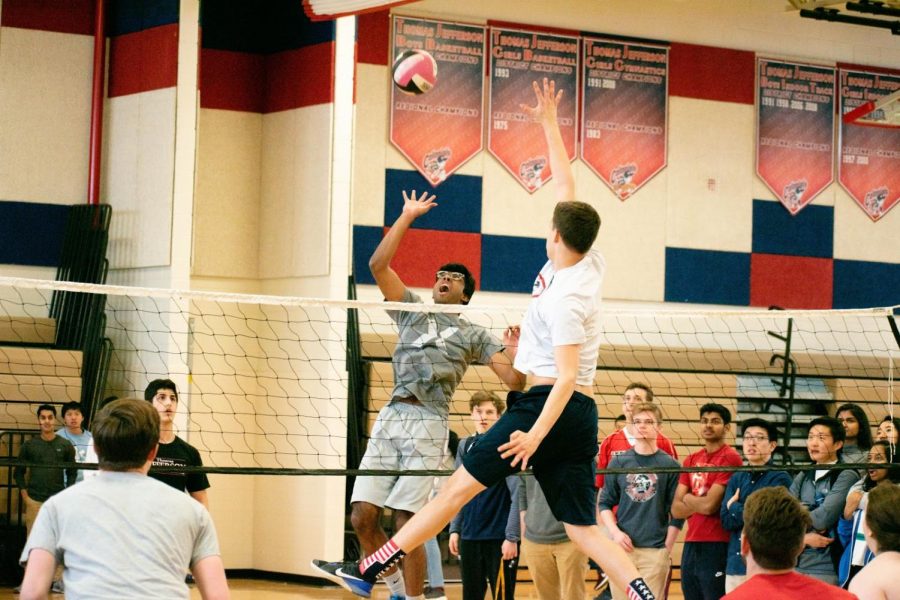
756,58,835,215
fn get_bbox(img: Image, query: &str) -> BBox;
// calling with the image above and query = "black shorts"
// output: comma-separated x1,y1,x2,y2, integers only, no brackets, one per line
461,385,599,525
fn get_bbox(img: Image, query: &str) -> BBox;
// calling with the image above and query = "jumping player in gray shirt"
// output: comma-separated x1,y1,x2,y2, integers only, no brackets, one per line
313,190,524,600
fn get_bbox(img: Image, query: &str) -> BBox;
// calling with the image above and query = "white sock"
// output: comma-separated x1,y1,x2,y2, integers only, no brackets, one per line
383,568,405,595
406,596,425,600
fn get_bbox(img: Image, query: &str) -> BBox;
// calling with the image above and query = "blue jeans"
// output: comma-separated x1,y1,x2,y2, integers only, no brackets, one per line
425,536,444,588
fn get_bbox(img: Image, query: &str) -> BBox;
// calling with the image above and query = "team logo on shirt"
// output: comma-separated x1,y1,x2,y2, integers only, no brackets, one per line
625,472,658,502
690,469,711,497
532,273,548,297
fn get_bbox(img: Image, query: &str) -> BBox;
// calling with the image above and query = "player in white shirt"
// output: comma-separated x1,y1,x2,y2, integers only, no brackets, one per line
331,79,657,600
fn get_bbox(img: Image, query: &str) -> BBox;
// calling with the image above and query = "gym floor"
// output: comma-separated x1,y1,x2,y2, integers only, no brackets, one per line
0,578,686,599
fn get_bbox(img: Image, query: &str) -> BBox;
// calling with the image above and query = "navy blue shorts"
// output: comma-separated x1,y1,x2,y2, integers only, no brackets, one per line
461,385,599,526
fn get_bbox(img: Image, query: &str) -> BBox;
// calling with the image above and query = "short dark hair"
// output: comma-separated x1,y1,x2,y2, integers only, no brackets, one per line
625,382,654,402
92,398,160,471
438,262,476,305
835,403,873,450
469,390,505,414
61,401,83,418
809,416,846,444
144,379,178,402
36,403,56,417
614,414,627,422
744,486,811,569
552,201,600,254
865,483,900,553
741,417,778,442
700,403,732,425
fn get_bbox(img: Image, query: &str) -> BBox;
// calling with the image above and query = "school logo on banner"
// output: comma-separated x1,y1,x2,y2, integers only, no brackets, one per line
488,27,579,193
838,69,900,222
390,17,486,186
581,38,669,201
756,58,835,215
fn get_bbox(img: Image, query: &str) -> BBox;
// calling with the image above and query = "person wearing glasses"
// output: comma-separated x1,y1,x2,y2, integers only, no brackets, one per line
789,416,858,584
671,403,743,600
312,190,524,600
720,418,791,593
598,403,683,600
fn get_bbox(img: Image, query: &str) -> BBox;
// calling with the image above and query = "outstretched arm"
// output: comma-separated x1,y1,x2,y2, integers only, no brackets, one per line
521,78,573,203
368,190,437,301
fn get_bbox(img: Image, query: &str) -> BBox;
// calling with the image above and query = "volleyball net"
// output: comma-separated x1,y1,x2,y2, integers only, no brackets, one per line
0,276,897,475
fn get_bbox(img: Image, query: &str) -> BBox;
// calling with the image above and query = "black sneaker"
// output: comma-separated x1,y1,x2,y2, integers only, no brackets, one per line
310,559,355,592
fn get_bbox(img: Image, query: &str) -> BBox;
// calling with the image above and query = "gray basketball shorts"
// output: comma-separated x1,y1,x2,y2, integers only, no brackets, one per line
351,401,448,513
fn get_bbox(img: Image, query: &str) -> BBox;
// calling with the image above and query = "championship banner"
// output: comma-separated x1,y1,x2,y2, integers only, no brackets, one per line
756,58,835,215
838,69,900,222
581,37,668,200
488,27,578,193
390,17,486,186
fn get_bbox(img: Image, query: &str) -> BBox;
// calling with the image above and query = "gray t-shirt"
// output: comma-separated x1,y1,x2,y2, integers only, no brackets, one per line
20,471,220,599
519,475,569,544
598,449,682,549
388,289,503,418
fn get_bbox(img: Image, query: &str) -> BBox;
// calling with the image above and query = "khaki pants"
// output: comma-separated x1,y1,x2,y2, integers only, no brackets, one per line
725,574,747,593
610,547,670,600
522,537,588,600
23,495,44,537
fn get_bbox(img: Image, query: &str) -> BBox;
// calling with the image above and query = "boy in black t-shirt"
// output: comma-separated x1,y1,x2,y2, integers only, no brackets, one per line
144,379,210,507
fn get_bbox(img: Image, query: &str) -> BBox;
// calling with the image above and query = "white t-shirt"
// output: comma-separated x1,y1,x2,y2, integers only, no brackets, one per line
20,471,220,599
514,247,605,385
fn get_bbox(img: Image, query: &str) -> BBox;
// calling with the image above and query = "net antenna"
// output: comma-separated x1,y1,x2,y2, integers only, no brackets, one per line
843,88,900,128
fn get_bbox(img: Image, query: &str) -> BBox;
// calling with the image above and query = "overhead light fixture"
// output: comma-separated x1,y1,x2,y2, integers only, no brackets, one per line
302,0,419,21
799,5,900,34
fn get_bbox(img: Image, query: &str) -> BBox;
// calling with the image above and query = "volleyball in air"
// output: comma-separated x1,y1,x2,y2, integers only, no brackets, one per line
392,49,437,95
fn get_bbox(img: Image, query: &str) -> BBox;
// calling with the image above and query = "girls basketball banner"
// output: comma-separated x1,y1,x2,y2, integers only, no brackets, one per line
838,69,900,222
581,38,668,200
390,17,486,186
756,58,835,215
488,27,578,193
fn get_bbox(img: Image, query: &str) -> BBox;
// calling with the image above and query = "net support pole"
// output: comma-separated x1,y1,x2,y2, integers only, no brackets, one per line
87,0,106,206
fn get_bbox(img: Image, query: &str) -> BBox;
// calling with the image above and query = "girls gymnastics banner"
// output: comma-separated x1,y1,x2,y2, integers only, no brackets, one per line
488,27,579,193
838,68,900,222
756,58,835,216
581,37,668,201
390,17,486,186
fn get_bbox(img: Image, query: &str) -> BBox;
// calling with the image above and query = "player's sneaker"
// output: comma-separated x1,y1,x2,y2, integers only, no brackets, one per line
335,564,375,598
310,559,355,591
424,586,448,600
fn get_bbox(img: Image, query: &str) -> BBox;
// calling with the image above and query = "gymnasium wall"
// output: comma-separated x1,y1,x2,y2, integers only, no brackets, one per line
0,0,94,279
194,1,336,285
350,0,900,310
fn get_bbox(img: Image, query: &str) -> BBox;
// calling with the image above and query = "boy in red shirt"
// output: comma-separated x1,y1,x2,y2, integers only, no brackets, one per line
595,383,678,491
724,486,854,600
671,403,742,600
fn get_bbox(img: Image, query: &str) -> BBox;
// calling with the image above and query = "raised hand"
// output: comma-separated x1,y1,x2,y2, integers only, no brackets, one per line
401,190,437,220
503,326,521,361
519,78,563,126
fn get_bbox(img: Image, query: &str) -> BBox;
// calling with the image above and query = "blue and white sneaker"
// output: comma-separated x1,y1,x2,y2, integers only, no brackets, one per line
388,596,405,600
310,559,353,591
335,564,375,598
